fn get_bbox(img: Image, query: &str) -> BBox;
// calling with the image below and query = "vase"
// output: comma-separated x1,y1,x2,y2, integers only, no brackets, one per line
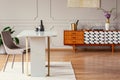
105,19,110,30
71,23,77,30
40,20,44,31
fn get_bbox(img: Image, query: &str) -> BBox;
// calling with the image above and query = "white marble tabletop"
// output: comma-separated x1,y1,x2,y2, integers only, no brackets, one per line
17,30,57,37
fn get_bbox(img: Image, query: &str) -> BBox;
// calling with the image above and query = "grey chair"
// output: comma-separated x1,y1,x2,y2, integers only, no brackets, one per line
1,31,24,73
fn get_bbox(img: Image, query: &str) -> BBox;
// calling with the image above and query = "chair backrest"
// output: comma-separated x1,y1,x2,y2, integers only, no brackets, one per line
1,31,19,49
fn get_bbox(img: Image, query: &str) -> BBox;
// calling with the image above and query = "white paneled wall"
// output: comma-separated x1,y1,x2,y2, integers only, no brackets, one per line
0,0,120,49
0,0,37,20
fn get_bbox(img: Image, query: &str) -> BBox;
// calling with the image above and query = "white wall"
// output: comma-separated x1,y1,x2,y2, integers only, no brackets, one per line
0,0,120,49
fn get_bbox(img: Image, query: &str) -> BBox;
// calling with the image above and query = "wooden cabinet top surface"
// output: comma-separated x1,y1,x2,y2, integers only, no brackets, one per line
64,30,120,32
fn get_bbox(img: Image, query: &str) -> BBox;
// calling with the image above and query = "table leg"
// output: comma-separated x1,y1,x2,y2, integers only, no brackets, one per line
47,37,50,76
26,37,29,76
112,44,114,55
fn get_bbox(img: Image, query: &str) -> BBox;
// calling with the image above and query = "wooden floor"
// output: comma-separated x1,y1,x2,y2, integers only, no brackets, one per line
0,49,120,80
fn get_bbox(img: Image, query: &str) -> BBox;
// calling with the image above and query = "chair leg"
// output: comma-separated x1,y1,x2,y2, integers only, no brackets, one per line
3,54,10,72
11,54,15,69
22,54,24,73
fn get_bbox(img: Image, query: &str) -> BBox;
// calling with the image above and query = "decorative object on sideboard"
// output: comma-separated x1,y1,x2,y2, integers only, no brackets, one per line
71,20,79,30
98,8,116,30
71,23,76,30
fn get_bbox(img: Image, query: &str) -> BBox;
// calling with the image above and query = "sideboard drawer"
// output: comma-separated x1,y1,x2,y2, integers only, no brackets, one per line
76,39,84,44
76,35,84,39
76,32,84,36
64,40,76,44
64,31,76,36
64,30,84,45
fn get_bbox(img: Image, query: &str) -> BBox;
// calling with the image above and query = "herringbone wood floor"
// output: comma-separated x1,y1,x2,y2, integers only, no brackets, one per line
0,49,120,80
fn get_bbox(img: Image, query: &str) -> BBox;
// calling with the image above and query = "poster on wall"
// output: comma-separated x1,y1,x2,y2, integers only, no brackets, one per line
67,0,100,8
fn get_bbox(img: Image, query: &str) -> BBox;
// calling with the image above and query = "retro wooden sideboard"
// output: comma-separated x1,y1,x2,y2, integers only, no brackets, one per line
64,30,120,54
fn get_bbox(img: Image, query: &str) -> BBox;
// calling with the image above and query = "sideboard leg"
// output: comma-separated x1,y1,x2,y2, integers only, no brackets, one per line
73,45,76,53
112,44,114,55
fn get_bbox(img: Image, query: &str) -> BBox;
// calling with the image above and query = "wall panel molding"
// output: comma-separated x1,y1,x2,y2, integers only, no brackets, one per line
0,0,37,21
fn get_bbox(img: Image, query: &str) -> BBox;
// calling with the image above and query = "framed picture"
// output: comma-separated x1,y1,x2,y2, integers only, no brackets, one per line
68,0,101,8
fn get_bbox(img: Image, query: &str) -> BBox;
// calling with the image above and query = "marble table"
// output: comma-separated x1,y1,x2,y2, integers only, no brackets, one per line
17,30,57,77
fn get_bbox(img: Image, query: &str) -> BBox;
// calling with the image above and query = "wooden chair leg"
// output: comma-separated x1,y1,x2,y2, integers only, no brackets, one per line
11,54,15,69
3,54,10,72
22,54,24,73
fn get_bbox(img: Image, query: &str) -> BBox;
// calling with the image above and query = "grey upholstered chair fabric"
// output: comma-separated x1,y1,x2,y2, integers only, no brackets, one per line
1,31,24,73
